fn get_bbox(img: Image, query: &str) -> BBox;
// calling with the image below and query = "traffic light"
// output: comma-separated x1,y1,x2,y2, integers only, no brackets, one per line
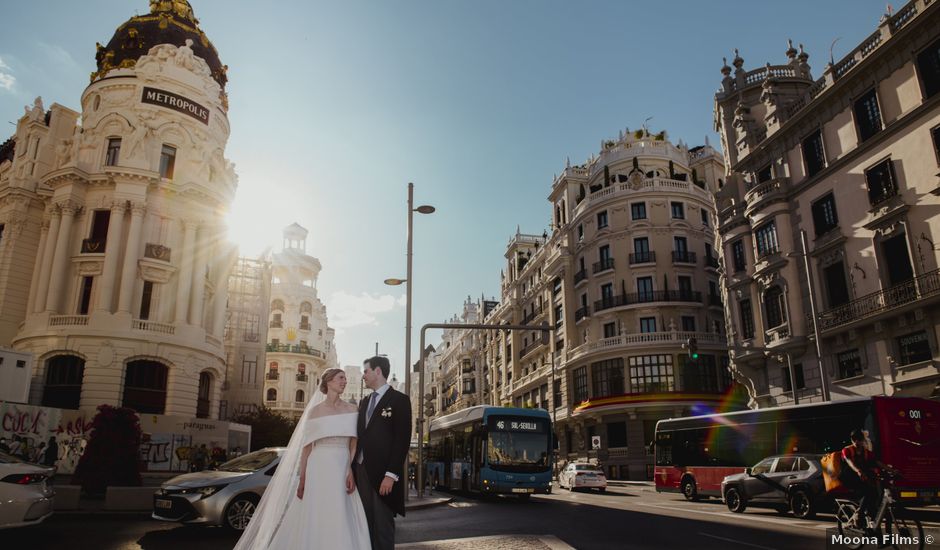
682,337,699,360
423,393,435,418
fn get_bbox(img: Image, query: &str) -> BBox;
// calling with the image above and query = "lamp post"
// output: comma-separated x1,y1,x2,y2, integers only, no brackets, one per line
787,230,830,401
385,183,434,499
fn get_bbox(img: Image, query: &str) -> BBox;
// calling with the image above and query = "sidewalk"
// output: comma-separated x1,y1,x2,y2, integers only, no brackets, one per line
406,487,452,510
397,535,575,549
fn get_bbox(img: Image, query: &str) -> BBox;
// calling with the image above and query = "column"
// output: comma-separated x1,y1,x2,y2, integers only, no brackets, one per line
94,201,127,312
117,203,146,313
26,219,50,313
211,243,236,338
174,220,197,324
44,202,79,313
34,209,61,312
188,225,210,327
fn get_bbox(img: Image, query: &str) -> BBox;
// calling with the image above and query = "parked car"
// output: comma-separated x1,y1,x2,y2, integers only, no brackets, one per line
0,451,55,529
152,447,284,531
559,463,607,492
721,454,826,519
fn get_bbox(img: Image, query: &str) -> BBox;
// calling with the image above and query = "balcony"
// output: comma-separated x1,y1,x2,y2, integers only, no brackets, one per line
743,177,789,216
594,290,702,312
132,319,175,335
266,343,324,358
49,315,89,327
269,320,283,328
593,258,615,274
144,243,171,262
817,267,940,332
705,255,719,269
296,373,308,382
575,306,590,322
522,305,544,325
671,251,697,264
568,331,726,363
629,251,655,265
266,371,280,381
520,339,545,358
81,238,106,254
574,269,588,285
708,294,723,307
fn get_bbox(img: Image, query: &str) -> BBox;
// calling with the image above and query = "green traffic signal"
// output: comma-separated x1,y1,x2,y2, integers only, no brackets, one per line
691,353,699,359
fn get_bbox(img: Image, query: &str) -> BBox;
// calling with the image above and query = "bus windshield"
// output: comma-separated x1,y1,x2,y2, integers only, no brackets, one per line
486,416,550,472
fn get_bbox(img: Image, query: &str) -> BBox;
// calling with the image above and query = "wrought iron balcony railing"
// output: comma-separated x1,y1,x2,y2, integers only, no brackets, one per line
817,268,940,331
672,250,697,264
81,238,106,254
574,269,588,284
629,251,655,265
594,290,702,312
593,258,615,273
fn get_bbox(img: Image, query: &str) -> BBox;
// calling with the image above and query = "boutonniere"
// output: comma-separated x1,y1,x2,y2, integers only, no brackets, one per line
381,407,392,418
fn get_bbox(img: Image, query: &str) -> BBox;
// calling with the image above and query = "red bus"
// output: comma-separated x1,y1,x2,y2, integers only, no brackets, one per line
654,396,940,505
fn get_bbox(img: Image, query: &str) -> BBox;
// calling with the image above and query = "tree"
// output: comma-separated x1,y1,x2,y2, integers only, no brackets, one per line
72,405,142,496
231,406,297,450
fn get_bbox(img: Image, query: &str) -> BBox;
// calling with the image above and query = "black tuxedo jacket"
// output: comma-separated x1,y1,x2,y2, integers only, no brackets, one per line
356,387,412,516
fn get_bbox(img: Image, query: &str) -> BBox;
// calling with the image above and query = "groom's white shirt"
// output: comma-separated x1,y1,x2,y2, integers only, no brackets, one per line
361,383,399,482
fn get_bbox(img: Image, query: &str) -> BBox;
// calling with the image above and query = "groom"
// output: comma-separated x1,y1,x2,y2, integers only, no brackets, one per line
355,355,412,550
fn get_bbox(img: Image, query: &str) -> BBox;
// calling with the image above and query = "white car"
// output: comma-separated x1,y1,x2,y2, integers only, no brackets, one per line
0,451,55,529
559,463,607,492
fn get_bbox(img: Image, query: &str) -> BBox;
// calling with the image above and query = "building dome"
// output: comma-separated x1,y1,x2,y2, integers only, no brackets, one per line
93,0,227,89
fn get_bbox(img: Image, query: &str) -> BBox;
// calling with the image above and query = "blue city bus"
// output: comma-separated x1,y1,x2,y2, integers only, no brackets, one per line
427,406,553,498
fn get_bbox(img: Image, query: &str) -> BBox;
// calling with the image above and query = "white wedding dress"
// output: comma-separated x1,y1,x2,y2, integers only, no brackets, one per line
235,411,371,550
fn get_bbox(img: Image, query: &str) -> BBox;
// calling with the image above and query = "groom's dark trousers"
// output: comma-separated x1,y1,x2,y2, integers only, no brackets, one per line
355,463,395,550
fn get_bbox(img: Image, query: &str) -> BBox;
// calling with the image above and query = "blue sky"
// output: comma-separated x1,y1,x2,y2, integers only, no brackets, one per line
0,0,891,382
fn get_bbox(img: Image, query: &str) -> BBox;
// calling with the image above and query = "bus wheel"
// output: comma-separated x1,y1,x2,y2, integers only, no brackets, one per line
681,478,699,502
724,487,746,513
790,489,816,520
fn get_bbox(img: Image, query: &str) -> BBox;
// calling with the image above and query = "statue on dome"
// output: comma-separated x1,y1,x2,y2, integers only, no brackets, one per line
24,97,44,122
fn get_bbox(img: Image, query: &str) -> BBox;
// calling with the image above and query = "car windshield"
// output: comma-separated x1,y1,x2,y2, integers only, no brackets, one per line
217,450,278,472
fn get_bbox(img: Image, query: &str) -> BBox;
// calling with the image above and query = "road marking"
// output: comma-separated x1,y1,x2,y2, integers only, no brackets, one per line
629,501,828,531
698,532,777,550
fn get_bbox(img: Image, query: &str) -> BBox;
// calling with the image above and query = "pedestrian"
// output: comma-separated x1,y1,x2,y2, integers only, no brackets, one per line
43,436,59,467
192,444,208,471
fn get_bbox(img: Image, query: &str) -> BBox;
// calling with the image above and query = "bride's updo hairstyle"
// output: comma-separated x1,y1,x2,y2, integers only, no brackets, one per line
319,368,344,394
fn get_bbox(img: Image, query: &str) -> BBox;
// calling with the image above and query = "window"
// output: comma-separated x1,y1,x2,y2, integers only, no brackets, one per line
553,379,563,408
600,283,614,307
824,261,850,307
670,202,685,219
731,240,746,272
812,193,839,236
631,202,647,220
677,276,693,299
701,209,709,227
801,130,826,177
607,422,628,448
681,316,696,332
632,237,652,264
592,358,625,398
572,367,588,403
782,363,806,393
837,349,863,379
598,244,611,269
628,355,675,393
854,89,883,142
140,281,154,320
754,220,779,257
597,210,608,229
266,388,277,401
897,331,932,365
554,305,563,326
42,355,85,409
78,276,93,315
674,236,688,253
577,224,584,241
640,317,656,333
637,277,653,301
739,299,755,339
764,286,786,328
0,224,4,249
865,158,898,206
934,126,940,165
757,164,772,183
85,209,110,252
159,145,176,179
123,360,168,414
196,372,211,418
917,37,940,98
603,322,617,339
295,389,305,402
105,138,121,166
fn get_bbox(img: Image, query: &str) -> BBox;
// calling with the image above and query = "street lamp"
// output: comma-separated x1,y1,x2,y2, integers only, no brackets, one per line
785,229,830,401
385,183,434,500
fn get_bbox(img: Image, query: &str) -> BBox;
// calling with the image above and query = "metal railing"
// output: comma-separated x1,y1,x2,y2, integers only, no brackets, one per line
575,306,590,321
817,267,940,331
705,255,719,269
81,239,106,254
574,269,588,284
266,372,280,381
593,258,615,273
594,290,702,311
266,343,324,358
629,251,655,264
672,251,697,264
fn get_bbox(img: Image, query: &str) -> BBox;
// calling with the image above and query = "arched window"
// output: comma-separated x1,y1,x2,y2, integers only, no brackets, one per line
295,390,305,403
764,286,787,328
123,360,169,414
43,355,85,409
271,299,284,311
196,372,212,419
266,388,277,401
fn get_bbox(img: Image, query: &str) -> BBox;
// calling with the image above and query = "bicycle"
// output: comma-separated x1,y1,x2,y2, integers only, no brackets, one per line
834,469,924,550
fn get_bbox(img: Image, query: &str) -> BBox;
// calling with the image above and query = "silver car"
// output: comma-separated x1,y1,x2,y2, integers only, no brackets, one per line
0,451,55,529
152,447,284,531
721,454,826,519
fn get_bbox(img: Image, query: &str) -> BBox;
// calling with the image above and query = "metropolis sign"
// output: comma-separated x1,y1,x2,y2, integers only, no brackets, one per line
141,87,209,125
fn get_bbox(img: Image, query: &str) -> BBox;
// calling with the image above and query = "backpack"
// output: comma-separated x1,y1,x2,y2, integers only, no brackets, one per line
821,451,843,492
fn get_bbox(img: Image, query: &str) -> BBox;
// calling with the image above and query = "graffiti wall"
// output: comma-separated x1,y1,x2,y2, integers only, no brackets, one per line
0,401,250,474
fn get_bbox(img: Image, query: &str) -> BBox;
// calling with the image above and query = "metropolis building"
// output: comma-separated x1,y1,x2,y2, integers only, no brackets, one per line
0,1,238,419
714,0,940,406
469,130,738,480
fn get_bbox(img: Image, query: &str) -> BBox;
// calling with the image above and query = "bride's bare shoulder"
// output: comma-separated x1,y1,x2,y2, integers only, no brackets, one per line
342,402,359,414
307,402,328,419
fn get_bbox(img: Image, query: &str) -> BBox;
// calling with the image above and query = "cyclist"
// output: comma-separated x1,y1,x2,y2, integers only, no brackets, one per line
841,429,886,528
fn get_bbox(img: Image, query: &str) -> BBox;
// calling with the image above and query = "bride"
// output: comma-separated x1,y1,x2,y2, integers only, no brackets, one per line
234,368,371,549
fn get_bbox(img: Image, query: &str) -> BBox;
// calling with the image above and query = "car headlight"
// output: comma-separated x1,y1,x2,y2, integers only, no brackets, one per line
180,484,228,499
